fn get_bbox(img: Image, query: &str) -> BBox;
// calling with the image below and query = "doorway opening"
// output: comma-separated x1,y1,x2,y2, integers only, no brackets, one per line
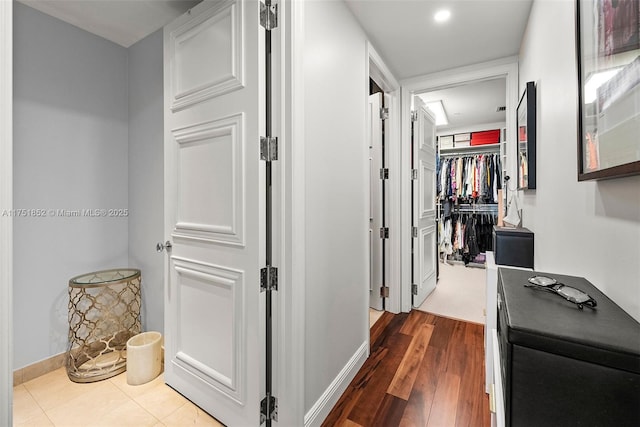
367,43,403,327
400,59,518,318
413,77,507,324
368,77,388,323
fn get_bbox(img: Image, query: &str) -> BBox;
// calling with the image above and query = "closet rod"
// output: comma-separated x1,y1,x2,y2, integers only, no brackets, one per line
452,207,498,213
439,202,498,207
439,204,498,212
439,148,500,157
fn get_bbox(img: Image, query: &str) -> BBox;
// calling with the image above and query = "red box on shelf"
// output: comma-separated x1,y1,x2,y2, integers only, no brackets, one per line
470,129,500,146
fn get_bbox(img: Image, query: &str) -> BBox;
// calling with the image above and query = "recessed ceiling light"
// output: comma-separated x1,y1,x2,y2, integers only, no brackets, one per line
434,9,451,23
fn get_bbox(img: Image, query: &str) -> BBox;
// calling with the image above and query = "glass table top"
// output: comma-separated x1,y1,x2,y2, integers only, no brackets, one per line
69,268,140,287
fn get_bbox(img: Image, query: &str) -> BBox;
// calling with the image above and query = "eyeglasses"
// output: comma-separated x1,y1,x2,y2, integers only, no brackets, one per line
524,275,597,310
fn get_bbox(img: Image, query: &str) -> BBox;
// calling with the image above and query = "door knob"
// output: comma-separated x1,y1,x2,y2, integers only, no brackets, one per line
156,241,172,253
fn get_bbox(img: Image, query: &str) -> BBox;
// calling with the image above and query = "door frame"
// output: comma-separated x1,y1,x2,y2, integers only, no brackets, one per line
367,42,401,314
400,57,519,312
0,0,13,424
276,0,305,424
367,92,384,312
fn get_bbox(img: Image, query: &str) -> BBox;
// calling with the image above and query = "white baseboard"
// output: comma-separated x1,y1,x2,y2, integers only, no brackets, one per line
304,340,368,427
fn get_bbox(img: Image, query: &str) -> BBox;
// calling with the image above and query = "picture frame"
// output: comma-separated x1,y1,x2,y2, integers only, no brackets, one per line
517,81,536,190
576,0,640,180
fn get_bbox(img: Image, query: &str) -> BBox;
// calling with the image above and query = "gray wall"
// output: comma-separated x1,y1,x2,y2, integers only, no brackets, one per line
303,0,370,416
13,3,129,368
518,0,640,321
128,30,164,334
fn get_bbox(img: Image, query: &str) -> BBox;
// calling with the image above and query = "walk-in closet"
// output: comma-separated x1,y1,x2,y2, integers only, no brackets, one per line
414,77,507,324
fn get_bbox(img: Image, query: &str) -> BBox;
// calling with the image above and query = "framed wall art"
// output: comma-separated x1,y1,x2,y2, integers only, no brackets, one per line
517,81,536,190
576,0,640,180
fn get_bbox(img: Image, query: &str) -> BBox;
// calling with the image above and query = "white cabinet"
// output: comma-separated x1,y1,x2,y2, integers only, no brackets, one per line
485,251,531,425
484,251,498,393
491,329,505,427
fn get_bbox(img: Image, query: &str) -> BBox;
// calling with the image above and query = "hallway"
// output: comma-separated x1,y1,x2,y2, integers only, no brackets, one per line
323,311,490,426
13,310,489,427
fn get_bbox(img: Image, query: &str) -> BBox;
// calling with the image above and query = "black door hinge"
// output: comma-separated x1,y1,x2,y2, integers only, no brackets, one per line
260,136,278,161
260,266,278,292
260,394,278,423
260,2,278,31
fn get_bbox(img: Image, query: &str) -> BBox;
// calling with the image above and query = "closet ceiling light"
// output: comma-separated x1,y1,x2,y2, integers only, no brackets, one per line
434,9,451,23
426,100,449,126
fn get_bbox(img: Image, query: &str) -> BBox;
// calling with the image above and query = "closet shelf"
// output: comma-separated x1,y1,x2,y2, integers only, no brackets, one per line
439,143,500,156
440,203,498,213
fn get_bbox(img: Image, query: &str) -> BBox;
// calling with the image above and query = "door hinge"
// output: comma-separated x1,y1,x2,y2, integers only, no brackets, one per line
380,168,389,180
380,227,389,239
260,136,278,161
411,169,418,180
411,111,418,122
260,394,278,423
260,266,278,292
380,107,389,120
380,286,389,298
412,227,418,238
260,2,278,30
412,284,418,295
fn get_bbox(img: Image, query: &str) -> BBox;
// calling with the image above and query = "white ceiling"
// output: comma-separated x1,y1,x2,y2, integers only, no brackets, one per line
17,0,532,130
418,78,506,132
18,0,200,47
344,0,533,80
343,1,532,131
18,1,533,72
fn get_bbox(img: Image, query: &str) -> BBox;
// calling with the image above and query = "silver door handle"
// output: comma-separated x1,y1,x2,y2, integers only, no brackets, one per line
156,241,172,253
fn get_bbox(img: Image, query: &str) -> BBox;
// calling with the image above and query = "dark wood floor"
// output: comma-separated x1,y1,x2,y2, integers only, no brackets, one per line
322,310,491,427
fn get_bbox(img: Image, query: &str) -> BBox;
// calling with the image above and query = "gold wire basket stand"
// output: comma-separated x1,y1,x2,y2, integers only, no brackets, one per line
66,268,141,383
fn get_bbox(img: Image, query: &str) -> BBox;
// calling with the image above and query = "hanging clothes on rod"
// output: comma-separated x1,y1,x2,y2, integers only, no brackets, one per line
437,153,502,204
438,208,497,266
437,150,500,266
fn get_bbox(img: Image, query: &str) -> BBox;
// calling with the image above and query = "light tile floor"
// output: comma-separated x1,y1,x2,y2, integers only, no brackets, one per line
369,308,384,328
13,367,225,426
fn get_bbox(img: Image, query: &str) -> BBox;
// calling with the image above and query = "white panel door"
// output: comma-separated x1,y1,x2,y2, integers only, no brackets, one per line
412,102,437,308
368,93,383,311
163,1,262,425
